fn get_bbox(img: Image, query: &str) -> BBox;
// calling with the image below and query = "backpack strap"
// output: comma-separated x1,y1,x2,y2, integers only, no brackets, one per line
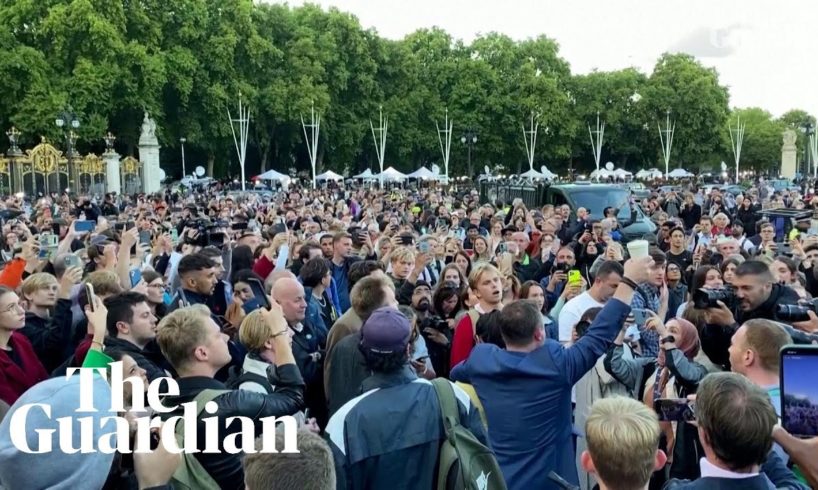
467,309,481,345
431,378,461,440
235,372,273,394
174,389,231,438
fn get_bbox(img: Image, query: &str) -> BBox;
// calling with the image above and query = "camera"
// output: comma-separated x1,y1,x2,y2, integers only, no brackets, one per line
692,286,736,309
421,316,449,331
551,262,571,275
776,300,818,323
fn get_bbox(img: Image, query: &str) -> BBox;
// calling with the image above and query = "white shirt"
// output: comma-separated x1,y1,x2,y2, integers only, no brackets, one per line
558,291,604,343
699,458,758,479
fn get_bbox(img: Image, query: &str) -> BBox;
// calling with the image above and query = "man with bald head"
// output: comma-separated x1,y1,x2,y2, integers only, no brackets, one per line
273,277,328,426
510,231,550,283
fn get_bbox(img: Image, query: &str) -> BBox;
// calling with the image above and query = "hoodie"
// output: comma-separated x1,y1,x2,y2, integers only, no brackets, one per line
21,298,74,372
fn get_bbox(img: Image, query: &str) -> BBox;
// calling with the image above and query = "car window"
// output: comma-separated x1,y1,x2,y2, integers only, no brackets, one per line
567,189,632,220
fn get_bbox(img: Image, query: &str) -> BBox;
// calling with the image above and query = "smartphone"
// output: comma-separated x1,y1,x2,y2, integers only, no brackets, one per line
400,235,414,246
63,254,82,269
780,345,818,437
498,242,508,254
632,308,650,327
654,398,696,422
85,283,97,312
138,230,152,245
418,241,431,254
74,220,95,233
130,268,142,288
246,277,271,310
567,270,582,287
170,228,179,243
232,222,248,231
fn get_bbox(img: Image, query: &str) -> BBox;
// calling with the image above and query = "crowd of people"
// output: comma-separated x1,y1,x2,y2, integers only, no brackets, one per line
0,179,816,490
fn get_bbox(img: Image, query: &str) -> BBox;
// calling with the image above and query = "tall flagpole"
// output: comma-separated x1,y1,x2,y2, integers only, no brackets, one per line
588,111,605,181
436,108,453,183
658,109,676,179
522,111,540,172
228,92,251,191
370,106,388,188
301,101,321,189
729,115,746,183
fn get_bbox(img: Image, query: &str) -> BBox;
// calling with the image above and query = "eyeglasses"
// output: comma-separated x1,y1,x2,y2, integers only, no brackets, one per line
0,302,24,314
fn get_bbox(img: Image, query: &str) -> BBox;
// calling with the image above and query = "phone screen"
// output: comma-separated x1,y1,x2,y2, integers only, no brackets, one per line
781,346,818,437
130,268,142,287
247,278,271,310
654,398,696,422
74,220,95,233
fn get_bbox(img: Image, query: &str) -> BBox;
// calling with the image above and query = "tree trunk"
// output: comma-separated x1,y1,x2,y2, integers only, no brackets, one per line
260,144,269,173
207,153,215,177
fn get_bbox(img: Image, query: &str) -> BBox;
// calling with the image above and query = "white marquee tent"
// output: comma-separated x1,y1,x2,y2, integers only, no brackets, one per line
315,170,344,181
406,167,441,180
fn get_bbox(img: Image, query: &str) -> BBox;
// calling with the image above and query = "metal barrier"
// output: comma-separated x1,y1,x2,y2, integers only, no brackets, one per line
479,181,547,208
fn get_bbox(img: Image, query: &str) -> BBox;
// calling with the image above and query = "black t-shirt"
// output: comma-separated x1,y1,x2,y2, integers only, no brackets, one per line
667,249,693,272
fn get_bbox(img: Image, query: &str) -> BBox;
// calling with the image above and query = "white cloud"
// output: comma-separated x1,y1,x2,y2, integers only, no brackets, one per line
269,0,818,118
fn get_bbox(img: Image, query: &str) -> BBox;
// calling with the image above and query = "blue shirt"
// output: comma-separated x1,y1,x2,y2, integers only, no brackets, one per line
332,261,351,312
631,284,661,358
451,298,630,490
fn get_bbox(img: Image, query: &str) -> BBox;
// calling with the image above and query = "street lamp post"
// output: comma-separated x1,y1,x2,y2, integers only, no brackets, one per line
6,126,22,194
801,122,815,179
461,130,477,179
55,107,80,194
179,137,187,178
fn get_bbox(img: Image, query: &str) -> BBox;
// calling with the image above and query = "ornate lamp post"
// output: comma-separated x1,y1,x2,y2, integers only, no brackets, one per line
5,127,22,194
461,129,477,179
55,107,80,193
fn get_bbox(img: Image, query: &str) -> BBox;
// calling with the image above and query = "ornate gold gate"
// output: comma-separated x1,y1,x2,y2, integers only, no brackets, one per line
18,139,69,196
76,154,106,194
0,158,14,195
121,156,142,195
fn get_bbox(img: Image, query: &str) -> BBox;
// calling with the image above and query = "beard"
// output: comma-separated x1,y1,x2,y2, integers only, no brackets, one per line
415,298,431,312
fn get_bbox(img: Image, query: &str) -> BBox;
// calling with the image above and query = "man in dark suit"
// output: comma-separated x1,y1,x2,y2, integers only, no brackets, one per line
664,372,806,490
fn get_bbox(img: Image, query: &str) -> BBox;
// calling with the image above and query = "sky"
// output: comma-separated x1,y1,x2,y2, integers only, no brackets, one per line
274,0,818,120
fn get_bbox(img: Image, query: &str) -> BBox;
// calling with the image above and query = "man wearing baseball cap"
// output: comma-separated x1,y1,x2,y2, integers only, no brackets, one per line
325,306,486,489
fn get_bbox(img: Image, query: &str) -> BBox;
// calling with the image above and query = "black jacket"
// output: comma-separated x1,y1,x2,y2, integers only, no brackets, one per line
21,299,74,372
701,284,804,370
104,336,168,382
160,367,305,490
679,203,702,231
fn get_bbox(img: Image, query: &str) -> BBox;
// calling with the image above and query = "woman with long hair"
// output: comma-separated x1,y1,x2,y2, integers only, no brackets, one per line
439,263,467,296
520,280,558,340
472,236,492,264
0,286,48,404
676,265,723,319
453,250,472,279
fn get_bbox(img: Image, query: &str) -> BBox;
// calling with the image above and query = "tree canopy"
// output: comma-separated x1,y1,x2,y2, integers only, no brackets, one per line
0,0,812,179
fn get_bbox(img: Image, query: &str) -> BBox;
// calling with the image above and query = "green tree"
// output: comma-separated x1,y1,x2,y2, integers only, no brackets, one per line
727,107,783,174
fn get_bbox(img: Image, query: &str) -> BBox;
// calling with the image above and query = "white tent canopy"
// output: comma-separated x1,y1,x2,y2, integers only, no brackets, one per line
540,166,558,180
353,168,378,180
406,166,440,180
520,168,548,180
636,168,663,179
255,169,291,184
590,168,613,180
315,170,344,181
668,168,694,178
613,168,633,178
377,166,407,182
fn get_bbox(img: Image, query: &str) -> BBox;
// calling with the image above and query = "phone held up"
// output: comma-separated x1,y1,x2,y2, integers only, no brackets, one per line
780,344,818,438
654,398,696,422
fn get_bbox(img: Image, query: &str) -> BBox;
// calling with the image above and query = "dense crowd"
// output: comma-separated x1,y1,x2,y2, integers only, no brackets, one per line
0,179,817,490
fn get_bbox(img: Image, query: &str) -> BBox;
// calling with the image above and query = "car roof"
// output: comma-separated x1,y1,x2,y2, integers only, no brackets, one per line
549,183,630,191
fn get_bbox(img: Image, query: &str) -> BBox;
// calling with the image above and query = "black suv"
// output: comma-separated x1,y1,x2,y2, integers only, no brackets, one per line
543,183,656,241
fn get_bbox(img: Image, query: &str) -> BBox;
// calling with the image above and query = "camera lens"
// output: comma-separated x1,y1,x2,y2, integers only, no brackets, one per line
775,304,812,323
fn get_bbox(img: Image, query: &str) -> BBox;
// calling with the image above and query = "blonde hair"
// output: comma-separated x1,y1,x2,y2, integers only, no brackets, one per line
239,309,275,352
156,305,213,370
389,246,416,265
468,262,501,290
85,270,124,297
585,397,660,490
21,272,58,299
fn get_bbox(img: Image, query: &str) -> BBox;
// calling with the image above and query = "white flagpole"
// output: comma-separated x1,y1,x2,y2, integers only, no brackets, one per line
658,110,675,179
228,92,250,191
810,131,818,179
729,115,746,183
301,101,321,189
436,108,453,183
522,111,540,172
588,111,605,181
370,106,388,188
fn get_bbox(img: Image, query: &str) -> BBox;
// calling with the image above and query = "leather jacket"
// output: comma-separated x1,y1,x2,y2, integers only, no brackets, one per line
160,364,305,489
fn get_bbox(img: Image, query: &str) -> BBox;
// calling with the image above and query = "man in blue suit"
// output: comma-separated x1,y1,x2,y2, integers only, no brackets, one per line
664,372,807,490
451,256,654,490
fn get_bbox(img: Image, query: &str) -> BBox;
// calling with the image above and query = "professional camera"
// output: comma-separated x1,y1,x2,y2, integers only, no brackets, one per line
692,286,736,309
420,316,449,331
776,300,818,323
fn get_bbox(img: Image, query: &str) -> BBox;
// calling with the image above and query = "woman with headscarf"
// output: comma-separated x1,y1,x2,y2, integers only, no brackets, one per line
644,315,709,484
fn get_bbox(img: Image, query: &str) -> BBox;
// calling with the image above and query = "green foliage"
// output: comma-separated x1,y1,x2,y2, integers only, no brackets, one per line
0,1,811,180
727,107,784,173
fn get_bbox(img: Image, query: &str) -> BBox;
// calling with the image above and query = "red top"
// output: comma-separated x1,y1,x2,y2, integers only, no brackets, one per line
449,313,477,370
0,332,49,405
253,254,275,282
